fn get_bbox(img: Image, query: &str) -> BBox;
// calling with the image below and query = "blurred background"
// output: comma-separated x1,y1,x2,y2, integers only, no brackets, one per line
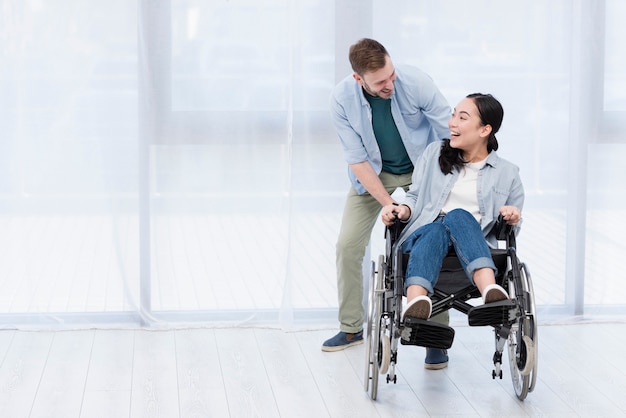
0,0,624,329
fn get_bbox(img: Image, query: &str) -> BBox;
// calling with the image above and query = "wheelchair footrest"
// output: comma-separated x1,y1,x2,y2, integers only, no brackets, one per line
468,299,517,326
400,317,455,349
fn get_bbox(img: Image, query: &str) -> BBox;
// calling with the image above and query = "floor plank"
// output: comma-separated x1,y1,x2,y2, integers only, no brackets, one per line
130,330,180,418
297,330,381,417
0,331,54,417
80,329,134,417
174,328,230,418
254,328,329,418
215,328,281,417
29,330,95,418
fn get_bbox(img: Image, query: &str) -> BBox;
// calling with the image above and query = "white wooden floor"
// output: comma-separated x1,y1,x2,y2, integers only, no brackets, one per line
1,322,625,417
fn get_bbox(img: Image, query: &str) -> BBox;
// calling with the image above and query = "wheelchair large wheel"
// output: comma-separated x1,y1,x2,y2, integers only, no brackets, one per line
507,262,538,400
364,255,386,400
364,260,377,393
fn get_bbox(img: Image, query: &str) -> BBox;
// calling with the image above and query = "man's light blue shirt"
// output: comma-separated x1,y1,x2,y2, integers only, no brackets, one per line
330,65,451,194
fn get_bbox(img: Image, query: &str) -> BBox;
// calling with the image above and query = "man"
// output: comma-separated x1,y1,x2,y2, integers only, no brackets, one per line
322,38,452,370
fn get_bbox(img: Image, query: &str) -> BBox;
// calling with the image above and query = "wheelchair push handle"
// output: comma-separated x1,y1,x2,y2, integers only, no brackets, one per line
385,203,407,240
494,214,514,241
391,202,399,219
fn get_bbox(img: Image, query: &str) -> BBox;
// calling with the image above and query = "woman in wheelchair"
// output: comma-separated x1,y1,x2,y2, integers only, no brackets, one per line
367,93,536,400
380,92,524,323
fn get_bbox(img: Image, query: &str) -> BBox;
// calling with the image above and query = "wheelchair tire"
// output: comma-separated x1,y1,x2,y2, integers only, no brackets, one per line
364,255,385,400
364,260,377,394
520,263,538,391
508,317,532,400
507,261,538,400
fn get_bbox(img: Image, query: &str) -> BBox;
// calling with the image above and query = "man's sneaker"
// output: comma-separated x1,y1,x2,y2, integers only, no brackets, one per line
483,283,508,304
402,295,432,321
424,348,448,370
321,330,363,352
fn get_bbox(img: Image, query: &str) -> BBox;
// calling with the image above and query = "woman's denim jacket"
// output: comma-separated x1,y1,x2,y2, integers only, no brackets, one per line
397,141,525,249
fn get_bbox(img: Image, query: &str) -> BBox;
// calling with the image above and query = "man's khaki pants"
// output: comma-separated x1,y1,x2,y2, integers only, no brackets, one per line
335,171,448,333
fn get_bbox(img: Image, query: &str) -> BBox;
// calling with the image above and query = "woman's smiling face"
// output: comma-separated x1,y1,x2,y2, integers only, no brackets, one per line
448,97,491,155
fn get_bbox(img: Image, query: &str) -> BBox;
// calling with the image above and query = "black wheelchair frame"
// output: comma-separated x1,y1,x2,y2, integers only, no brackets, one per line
364,217,538,400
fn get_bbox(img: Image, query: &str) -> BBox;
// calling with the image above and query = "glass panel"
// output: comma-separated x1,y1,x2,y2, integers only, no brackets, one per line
171,0,291,111
585,144,626,305
0,1,139,315
604,0,626,111
153,0,336,313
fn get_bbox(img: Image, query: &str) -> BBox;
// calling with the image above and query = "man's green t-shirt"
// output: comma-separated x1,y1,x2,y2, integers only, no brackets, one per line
365,93,413,174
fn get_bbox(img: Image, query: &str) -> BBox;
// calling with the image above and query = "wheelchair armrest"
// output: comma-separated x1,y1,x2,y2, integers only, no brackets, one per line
494,214,513,241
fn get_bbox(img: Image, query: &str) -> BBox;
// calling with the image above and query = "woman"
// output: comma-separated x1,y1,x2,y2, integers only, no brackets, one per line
380,93,524,321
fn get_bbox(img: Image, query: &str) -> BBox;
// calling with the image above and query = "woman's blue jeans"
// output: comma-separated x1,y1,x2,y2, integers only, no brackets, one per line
401,208,496,294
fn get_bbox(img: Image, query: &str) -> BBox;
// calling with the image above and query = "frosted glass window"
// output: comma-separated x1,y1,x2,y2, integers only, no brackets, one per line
604,0,626,111
0,1,139,316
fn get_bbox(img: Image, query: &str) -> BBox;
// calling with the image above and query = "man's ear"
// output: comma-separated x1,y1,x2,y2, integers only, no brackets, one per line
352,72,363,86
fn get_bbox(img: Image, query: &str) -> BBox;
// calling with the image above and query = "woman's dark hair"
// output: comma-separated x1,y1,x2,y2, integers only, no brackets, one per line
349,38,389,76
439,93,504,174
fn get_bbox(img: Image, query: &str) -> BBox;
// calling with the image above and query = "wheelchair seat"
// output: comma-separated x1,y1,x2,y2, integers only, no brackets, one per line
403,248,508,295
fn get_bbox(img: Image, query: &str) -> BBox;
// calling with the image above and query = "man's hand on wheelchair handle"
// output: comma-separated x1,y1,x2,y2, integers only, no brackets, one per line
381,203,410,226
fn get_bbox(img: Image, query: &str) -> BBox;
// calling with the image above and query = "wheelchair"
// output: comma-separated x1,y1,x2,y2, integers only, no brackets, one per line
364,216,537,401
